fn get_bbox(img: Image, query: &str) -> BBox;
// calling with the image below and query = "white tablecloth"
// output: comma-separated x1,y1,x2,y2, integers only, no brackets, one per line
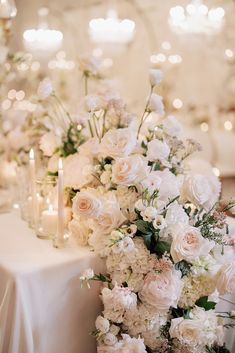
0,212,104,353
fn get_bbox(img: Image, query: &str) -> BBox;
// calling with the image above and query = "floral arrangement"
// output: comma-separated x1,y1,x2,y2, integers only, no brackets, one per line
38,59,235,353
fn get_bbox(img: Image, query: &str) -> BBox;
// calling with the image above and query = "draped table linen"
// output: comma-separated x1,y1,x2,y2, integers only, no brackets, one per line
0,212,104,353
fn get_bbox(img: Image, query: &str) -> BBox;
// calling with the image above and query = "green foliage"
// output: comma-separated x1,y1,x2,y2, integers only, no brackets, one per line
92,273,111,283
175,260,192,276
135,219,170,256
154,241,171,255
195,296,216,311
206,345,230,353
60,123,85,157
171,307,191,319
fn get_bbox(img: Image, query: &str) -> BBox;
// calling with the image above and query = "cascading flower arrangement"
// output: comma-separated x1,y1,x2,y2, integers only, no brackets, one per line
39,58,235,353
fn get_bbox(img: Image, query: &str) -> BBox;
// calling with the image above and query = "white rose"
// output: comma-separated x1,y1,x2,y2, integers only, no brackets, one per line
147,139,170,166
153,170,181,207
170,224,215,263
64,153,94,189
91,208,125,235
141,171,162,192
165,201,189,226
112,155,149,186
148,93,165,116
139,269,182,310
95,316,110,334
162,115,182,137
99,128,137,159
72,189,102,219
216,262,235,295
169,317,203,345
68,219,90,245
181,173,221,211
39,132,61,157
103,333,118,346
37,78,53,99
149,69,163,86
79,137,100,158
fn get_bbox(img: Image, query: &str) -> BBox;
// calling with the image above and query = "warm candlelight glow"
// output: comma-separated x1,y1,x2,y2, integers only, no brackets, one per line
29,148,34,160
58,158,63,171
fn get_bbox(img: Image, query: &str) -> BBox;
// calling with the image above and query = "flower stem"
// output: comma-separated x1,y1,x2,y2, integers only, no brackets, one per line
137,86,153,138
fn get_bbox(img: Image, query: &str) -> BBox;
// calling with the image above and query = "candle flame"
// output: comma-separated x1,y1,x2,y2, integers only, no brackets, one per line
58,158,63,170
29,148,35,160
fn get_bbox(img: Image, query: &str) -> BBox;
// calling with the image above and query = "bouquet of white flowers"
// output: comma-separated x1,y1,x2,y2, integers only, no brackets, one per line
39,58,235,353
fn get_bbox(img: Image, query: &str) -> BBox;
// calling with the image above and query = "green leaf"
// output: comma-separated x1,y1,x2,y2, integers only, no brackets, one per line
154,241,170,255
143,233,153,250
175,260,192,276
195,296,216,311
135,219,152,234
206,345,230,353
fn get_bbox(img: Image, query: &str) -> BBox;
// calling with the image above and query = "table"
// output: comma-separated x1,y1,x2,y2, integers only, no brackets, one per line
0,212,104,353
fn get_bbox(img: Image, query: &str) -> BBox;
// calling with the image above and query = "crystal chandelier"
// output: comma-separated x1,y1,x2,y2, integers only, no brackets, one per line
89,9,135,44
169,0,225,35
23,7,63,55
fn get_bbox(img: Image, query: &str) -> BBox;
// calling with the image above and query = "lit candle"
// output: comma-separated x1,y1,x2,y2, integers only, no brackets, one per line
55,158,64,247
41,204,58,235
29,148,37,228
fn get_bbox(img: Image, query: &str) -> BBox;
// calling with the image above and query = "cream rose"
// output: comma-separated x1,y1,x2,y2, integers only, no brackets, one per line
68,219,90,246
72,189,102,219
181,173,221,211
64,154,94,189
91,206,125,235
147,139,170,166
112,155,149,186
216,262,235,295
170,224,214,263
141,171,162,192
99,128,137,159
169,317,203,345
139,269,182,310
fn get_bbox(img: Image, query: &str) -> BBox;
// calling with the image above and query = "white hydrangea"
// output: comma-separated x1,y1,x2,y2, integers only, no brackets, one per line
102,285,137,323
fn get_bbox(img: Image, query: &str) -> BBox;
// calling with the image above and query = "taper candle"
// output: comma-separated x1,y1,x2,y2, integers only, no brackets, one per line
29,148,37,228
55,158,64,246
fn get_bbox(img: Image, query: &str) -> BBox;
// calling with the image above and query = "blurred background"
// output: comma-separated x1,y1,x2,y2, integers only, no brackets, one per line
1,0,235,200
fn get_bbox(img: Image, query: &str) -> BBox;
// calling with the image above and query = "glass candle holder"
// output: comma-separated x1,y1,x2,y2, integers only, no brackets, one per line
35,176,58,239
